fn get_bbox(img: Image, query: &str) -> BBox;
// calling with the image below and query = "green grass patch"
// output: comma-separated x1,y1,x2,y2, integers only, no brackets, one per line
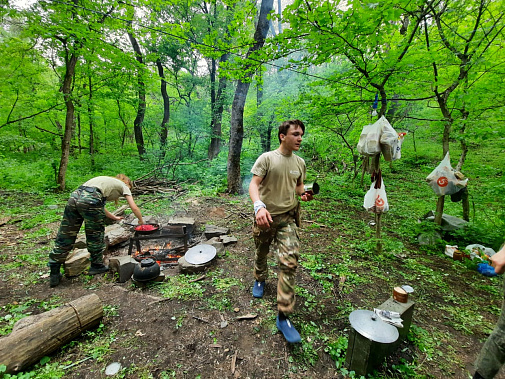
155,274,205,300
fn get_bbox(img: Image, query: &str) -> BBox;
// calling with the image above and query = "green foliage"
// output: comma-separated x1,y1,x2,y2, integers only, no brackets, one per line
0,360,65,379
0,302,32,336
325,336,348,369
81,327,115,361
290,320,323,369
155,274,205,300
408,324,438,360
449,223,505,253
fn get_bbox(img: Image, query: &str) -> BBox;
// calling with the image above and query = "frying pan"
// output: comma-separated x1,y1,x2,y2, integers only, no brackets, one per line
122,222,161,234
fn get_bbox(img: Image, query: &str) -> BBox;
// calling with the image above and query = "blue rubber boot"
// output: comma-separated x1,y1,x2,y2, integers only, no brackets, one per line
252,280,265,298
276,315,301,343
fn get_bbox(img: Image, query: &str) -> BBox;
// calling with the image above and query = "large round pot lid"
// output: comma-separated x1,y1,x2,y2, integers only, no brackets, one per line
185,244,217,265
349,310,399,343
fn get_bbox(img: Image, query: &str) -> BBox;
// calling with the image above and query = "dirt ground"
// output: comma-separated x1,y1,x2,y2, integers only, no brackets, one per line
0,192,503,379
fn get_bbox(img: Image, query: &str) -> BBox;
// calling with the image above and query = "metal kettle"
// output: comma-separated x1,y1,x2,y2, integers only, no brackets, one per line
133,258,160,282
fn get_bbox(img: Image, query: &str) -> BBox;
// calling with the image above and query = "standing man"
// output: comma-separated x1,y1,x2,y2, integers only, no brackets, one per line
249,119,314,343
474,242,505,379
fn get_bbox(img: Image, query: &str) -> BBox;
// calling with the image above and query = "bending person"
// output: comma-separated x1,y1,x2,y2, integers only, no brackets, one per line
48,174,143,287
249,119,314,343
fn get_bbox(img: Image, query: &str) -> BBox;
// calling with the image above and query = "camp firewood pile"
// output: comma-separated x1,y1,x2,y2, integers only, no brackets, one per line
132,176,187,198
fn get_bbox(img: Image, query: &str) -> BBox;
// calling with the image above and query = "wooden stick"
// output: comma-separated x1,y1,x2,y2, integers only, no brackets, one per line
435,196,445,225
192,316,209,323
189,275,206,283
231,350,238,374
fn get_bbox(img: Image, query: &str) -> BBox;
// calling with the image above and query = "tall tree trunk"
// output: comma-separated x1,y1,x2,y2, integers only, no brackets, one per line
208,4,232,160
208,66,228,160
277,0,282,33
127,26,146,158
57,53,78,191
116,99,129,148
227,0,274,193
208,56,229,160
256,72,270,153
87,75,95,167
156,58,170,157
208,57,218,160
76,101,81,154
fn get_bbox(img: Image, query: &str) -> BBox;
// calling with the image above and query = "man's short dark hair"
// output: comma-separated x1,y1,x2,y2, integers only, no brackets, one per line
278,120,305,143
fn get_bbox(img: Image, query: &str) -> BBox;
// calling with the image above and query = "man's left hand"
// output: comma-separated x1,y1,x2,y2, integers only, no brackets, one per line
301,192,314,202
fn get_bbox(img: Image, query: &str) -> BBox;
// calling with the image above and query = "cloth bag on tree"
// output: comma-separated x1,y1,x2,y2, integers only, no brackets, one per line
392,132,406,160
357,116,390,156
426,152,468,196
380,118,399,161
364,172,389,213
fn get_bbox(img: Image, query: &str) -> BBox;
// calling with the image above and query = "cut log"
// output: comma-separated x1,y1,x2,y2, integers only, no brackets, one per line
0,294,103,374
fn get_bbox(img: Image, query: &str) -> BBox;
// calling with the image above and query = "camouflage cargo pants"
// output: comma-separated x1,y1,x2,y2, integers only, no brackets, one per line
474,277,505,378
49,187,106,265
253,209,300,314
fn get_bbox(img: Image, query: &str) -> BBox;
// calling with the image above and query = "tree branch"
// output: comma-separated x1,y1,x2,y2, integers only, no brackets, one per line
0,104,61,129
34,125,63,136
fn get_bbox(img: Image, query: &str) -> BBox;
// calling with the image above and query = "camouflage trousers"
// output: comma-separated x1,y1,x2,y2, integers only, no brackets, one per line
253,209,300,314
474,276,505,379
48,187,106,266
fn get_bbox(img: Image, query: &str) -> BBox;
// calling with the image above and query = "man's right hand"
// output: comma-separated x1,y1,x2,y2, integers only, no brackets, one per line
490,245,505,274
256,207,273,229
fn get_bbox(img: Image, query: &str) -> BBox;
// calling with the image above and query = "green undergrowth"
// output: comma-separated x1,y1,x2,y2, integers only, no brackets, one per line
0,297,63,336
0,136,503,378
154,274,206,300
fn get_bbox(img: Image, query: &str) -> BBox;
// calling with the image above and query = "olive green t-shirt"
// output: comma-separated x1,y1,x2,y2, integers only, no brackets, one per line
251,149,306,216
82,176,132,201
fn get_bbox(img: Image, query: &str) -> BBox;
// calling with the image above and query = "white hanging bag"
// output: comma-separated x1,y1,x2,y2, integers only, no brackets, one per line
364,177,389,214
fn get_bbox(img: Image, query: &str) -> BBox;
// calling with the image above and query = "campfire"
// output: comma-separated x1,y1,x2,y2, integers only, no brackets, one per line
133,242,186,269
127,224,189,270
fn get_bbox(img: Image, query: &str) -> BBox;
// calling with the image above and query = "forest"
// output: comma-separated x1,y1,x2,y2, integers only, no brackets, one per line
1,0,505,378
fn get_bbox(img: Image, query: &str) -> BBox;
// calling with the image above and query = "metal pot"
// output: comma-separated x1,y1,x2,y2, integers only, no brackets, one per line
133,258,160,282
303,182,320,195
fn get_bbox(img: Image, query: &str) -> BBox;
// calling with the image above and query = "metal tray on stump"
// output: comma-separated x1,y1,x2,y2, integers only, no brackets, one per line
184,244,217,265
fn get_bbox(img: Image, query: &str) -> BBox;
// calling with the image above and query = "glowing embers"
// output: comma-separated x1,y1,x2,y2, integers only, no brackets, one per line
133,242,186,270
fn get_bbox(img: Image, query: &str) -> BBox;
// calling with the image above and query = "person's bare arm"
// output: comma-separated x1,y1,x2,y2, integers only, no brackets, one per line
491,244,505,274
125,195,144,224
249,175,272,228
105,208,122,221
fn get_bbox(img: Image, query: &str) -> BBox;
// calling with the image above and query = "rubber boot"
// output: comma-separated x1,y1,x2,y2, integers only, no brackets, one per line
49,264,62,287
88,263,109,275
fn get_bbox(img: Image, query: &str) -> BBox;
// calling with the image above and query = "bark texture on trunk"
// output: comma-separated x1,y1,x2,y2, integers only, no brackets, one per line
208,36,230,160
87,75,95,166
156,59,170,153
227,0,274,193
128,30,146,158
0,294,103,374
57,53,78,191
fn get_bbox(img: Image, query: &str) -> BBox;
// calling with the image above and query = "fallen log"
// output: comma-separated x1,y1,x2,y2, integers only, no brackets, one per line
0,293,103,374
